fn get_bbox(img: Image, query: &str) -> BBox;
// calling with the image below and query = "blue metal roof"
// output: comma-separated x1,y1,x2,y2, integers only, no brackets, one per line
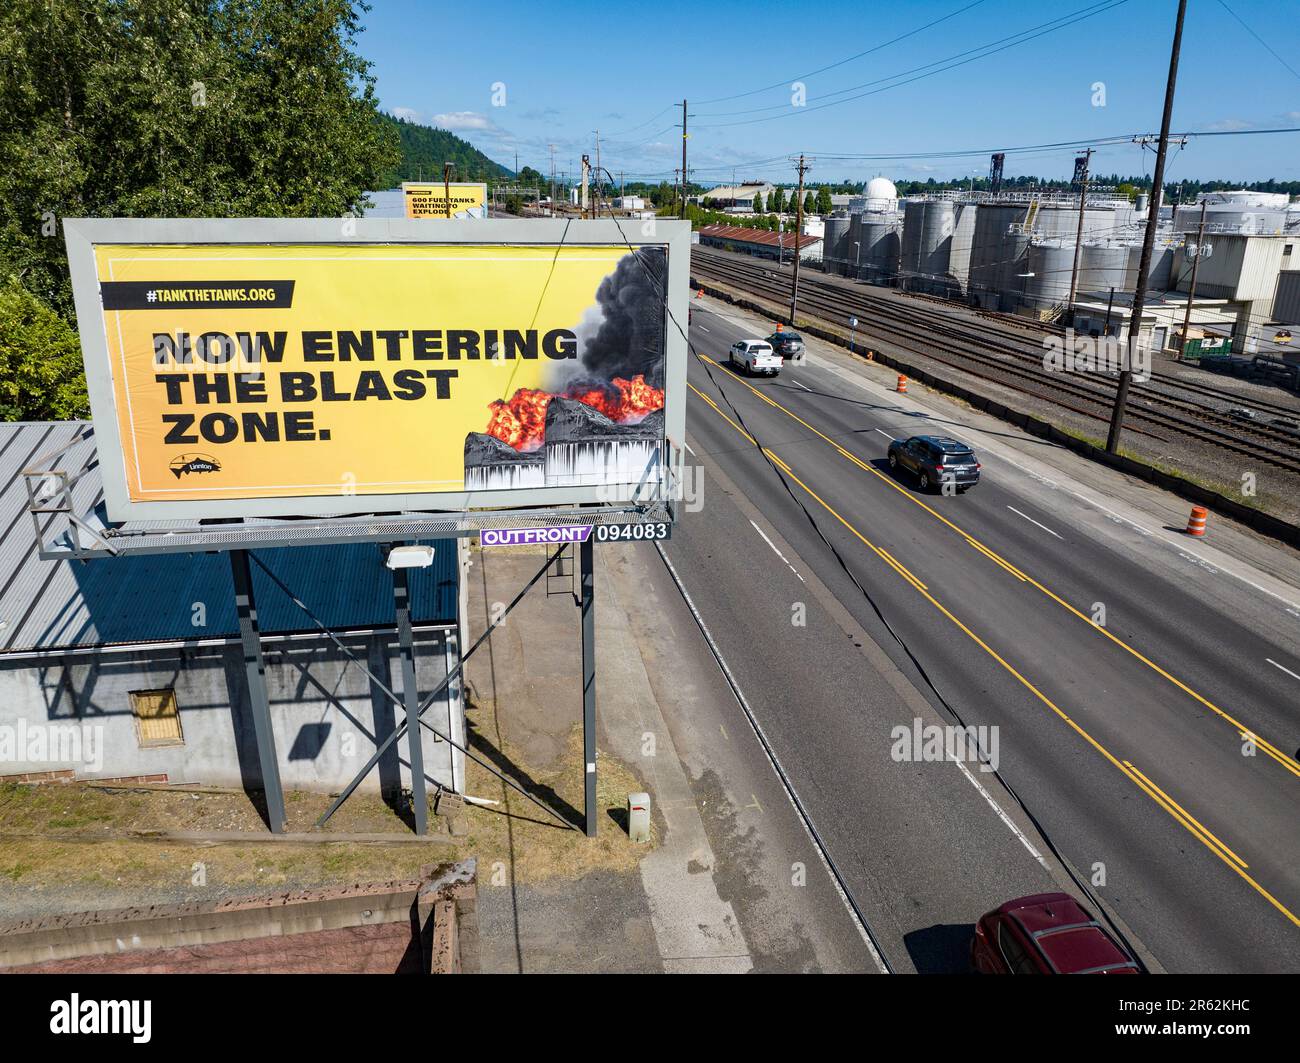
0,423,457,654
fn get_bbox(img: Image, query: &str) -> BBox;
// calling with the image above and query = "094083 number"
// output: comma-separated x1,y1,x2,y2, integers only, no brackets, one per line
593,522,671,542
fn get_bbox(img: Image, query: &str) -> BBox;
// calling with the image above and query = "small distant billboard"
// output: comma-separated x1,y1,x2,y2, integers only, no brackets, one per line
63,218,689,522
402,181,488,219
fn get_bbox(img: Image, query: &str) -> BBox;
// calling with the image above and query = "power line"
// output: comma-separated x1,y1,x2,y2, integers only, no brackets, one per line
1215,0,1300,82
692,0,990,106
693,0,1133,127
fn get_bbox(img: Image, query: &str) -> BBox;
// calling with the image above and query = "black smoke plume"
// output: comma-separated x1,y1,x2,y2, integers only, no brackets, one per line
570,247,667,388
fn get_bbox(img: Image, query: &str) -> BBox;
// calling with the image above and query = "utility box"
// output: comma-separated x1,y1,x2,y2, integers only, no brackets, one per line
627,793,651,843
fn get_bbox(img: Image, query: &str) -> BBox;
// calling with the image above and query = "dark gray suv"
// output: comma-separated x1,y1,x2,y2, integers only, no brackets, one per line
887,435,981,492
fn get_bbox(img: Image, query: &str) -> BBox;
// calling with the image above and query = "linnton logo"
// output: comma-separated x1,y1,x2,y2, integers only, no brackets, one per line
50,994,151,1043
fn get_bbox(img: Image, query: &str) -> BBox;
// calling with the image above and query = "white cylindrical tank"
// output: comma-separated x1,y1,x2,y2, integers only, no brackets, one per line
900,199,956,294
852,212,901,285
822,214,853,276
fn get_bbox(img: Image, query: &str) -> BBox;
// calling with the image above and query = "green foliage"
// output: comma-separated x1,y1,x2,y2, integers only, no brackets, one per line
0,0,401,326
375,113,511,187
753,192,764,213
0,276,89,421
773,186,786,213
816,186,832,214
803,191,816,216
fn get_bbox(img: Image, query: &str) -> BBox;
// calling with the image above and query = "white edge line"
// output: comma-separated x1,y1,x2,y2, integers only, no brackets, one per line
791,379,812,391
654,541,889,973
874,429,894,439
1006,505,1065,541
748,518,805,582
951,757,1049,869
1265,658,1300,681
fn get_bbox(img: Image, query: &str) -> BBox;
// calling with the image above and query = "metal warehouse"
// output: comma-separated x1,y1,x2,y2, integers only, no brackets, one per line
697,224,822,262
0,421,466,803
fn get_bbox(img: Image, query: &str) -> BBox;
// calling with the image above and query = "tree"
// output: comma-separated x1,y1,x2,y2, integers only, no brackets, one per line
1,0,401,326
765,190,776,212
816,186,832,215
803,191,816,216
753,191,764,213
0,276,89,420
773,186,786,214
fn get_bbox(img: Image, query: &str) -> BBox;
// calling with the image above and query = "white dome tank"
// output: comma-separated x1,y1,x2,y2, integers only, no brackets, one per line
863,176,898,213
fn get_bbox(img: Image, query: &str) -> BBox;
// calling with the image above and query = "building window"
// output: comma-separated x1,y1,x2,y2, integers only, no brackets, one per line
130,689,183,747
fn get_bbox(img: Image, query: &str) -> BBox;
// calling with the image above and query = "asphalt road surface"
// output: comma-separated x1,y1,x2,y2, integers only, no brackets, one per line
666,302,1300,973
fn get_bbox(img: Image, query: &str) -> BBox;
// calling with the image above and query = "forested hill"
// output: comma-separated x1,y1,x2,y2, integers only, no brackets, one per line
376,113,512,187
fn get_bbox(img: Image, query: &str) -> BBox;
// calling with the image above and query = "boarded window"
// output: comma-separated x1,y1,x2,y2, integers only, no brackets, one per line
130,689,183,747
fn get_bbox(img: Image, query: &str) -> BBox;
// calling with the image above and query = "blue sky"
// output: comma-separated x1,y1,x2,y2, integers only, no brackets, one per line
360,0,1300,187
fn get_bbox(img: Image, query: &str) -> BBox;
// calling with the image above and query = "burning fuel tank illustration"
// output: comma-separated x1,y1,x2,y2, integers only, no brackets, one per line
463,247,668,493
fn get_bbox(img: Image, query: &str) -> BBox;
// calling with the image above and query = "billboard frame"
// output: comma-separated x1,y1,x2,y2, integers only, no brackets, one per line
63,217,689,524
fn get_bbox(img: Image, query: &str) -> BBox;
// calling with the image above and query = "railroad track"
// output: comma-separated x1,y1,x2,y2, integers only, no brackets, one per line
692,249,1300,476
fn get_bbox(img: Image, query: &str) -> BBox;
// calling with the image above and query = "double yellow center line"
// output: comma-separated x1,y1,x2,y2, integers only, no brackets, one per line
686,368,1300,928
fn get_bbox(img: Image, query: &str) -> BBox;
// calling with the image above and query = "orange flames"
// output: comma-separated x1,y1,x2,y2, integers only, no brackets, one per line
486,374,665,451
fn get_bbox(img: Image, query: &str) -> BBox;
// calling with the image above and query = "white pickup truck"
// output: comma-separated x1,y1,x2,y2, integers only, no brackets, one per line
728,339,782,377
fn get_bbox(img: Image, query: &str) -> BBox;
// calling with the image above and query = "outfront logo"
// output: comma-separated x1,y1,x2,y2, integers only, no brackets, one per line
169,453,222,479
50,994,151,1043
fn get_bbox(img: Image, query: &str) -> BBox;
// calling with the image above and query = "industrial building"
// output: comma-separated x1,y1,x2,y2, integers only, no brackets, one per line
0,421,466,800
817,179,1299,355
697,223,822,263
698,182,777,209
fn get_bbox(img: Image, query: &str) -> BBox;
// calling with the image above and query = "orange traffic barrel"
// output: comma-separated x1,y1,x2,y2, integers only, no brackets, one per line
897,374,908,393
1186,505,1208,536
695,288,703,299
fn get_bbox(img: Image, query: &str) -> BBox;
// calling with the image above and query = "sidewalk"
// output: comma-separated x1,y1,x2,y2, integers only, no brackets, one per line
464,543,753,973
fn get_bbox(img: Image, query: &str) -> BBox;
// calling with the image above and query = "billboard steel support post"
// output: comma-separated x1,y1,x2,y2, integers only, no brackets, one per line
580,536,597,838
230,550,287,833
392,563,427,835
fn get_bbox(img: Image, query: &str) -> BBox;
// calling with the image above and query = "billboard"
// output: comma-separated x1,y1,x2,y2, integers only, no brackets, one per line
64,218,689,522
402,182,488,219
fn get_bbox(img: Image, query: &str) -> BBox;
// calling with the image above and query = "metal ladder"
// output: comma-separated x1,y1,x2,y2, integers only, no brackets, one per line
546,544,575,600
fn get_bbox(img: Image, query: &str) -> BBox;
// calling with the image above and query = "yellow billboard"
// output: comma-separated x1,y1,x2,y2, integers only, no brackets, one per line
85,241,671,514
402,182,488,219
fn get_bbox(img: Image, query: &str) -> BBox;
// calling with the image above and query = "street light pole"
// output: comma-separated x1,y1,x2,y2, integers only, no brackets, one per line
1107,0,1187,454
1179,200,1209,360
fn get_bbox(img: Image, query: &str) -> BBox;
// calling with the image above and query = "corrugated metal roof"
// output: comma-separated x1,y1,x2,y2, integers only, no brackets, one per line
0,422,457,654
698,224,821,250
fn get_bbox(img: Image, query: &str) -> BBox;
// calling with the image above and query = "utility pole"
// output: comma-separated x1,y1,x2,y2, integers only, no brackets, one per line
593,131,601,217
788,154,810,326
443,161,454,219
548,143,557,213
680,99,689,220
1067,148,1093,322
580,154,590,217
1107,0,1187,454
1179,199,1209,359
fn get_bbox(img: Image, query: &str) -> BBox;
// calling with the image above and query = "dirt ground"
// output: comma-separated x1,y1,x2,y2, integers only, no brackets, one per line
0,692,654,922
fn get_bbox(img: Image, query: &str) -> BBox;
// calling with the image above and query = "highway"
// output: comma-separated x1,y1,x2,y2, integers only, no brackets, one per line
666,300,1300,973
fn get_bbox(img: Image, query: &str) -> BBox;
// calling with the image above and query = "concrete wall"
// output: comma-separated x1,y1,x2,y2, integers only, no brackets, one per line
0,628,464,796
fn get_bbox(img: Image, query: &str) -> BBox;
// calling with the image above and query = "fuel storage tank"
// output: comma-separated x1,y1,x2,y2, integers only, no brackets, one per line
1022,239,1131,312
900,198,956,294
968,202,1027,310
850,212,901,286
822,214,853,276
